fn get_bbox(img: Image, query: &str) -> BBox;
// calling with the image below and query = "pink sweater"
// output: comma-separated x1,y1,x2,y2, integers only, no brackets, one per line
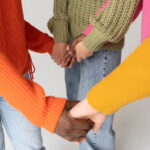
142,0,150,42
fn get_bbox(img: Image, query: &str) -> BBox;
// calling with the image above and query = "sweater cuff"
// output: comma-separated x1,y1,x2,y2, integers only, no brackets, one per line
87,92,118,115
42,97,67,133
53,21,69,42
82,28,107,52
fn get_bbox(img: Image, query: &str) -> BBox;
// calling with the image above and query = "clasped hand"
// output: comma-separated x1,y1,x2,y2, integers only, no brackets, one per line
51,34,93,68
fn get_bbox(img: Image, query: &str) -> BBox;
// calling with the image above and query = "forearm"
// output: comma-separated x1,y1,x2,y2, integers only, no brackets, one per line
25,21,54,55
87,37,150,114
0,52,66,132
83,0,141,51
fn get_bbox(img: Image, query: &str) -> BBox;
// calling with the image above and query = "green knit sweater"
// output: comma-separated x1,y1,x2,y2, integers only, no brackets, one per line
48,0,140,51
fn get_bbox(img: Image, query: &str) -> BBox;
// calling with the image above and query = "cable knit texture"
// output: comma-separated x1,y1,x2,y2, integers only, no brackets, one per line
48,0,141,51
0,0,66,133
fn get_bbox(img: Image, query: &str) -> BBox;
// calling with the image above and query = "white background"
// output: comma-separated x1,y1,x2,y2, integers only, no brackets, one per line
4,0,150,150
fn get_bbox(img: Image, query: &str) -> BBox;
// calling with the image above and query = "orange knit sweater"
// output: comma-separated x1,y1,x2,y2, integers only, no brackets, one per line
0,0,66,133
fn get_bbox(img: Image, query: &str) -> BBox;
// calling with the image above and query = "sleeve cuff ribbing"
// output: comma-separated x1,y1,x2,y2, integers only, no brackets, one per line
82,28,107,52
42,97,67,133
53,21,69,42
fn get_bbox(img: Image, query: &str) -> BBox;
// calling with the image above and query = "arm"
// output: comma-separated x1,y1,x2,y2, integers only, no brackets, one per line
25,21,54,55
83,0,141,51
47,0,69,42
0,52,66,133
87,37,150,114
70,37,150,132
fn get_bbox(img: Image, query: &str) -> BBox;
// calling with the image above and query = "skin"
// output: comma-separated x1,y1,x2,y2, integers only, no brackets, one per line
52,42,68,65
61,34,91,67
55,100,94,142
74,41,93,62
52,34,93,68
70,99,107,132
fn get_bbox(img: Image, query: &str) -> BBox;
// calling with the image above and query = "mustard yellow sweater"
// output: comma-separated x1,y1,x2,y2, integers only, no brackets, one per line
87,37,150,114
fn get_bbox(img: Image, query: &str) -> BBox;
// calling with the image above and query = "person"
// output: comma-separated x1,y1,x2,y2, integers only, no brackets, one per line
0,1,93,150
71,0,150,134
48,0,141,149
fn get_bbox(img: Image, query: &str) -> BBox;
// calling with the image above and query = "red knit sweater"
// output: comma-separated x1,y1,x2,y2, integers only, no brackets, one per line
0,0,66,133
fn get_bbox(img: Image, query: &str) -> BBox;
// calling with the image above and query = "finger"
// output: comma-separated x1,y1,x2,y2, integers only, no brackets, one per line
64,56,72,67
75,137,86,145
76,142,80,146
51,53,55,60
61,52,70,67
93,123,103,133
71,40,78,50
68,56,76,68
66,55,76,68
56,58,62,65
71,118,94,130
64,136,86,142
77,57,82,62
70,129,88,137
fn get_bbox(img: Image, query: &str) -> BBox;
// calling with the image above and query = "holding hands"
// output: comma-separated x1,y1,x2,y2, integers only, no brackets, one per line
55,99,107,143
70,99,107,132
51,34,93,68
55,100,94,142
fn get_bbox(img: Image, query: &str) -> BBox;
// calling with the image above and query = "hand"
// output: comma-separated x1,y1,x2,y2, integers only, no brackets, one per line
52,42,68,65
75,42,93,62
61,34,86,68
70,34,86,50
55,100,94,142
70,99,107,132
61,49,76,68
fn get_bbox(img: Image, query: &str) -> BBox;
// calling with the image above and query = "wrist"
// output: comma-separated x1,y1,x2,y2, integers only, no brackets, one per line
70,99,99,119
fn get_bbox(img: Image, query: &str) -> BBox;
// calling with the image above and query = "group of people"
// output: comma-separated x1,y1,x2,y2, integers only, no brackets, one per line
0,0,150,150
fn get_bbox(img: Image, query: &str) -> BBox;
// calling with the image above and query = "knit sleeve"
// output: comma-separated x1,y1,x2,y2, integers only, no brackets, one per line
47,0,69,42
87,37,150,114
25,21,54,55
83,0,141,52
0,52,66,133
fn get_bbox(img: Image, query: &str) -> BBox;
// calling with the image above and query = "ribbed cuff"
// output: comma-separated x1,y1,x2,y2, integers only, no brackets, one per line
53,21,69,42
42,97,67,133
82,28,107,52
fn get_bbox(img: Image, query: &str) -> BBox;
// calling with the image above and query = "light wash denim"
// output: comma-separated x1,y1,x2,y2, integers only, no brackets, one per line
0,73,45,150
65,49,121,150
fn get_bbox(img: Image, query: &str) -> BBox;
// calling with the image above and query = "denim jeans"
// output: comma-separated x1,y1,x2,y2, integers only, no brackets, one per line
0,73,45,150
65,49,121,150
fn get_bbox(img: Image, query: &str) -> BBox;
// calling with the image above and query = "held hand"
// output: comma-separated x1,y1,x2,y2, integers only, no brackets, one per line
52,42,68,65
61,48,77,68
75,42,93,62
70,99,107,132
61,34,86,68
55,100,94,142
61,34,88,68
70,34,86,50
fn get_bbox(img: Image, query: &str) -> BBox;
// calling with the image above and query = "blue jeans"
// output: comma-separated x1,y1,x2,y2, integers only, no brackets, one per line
0,74,45,150
65,49,121,150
